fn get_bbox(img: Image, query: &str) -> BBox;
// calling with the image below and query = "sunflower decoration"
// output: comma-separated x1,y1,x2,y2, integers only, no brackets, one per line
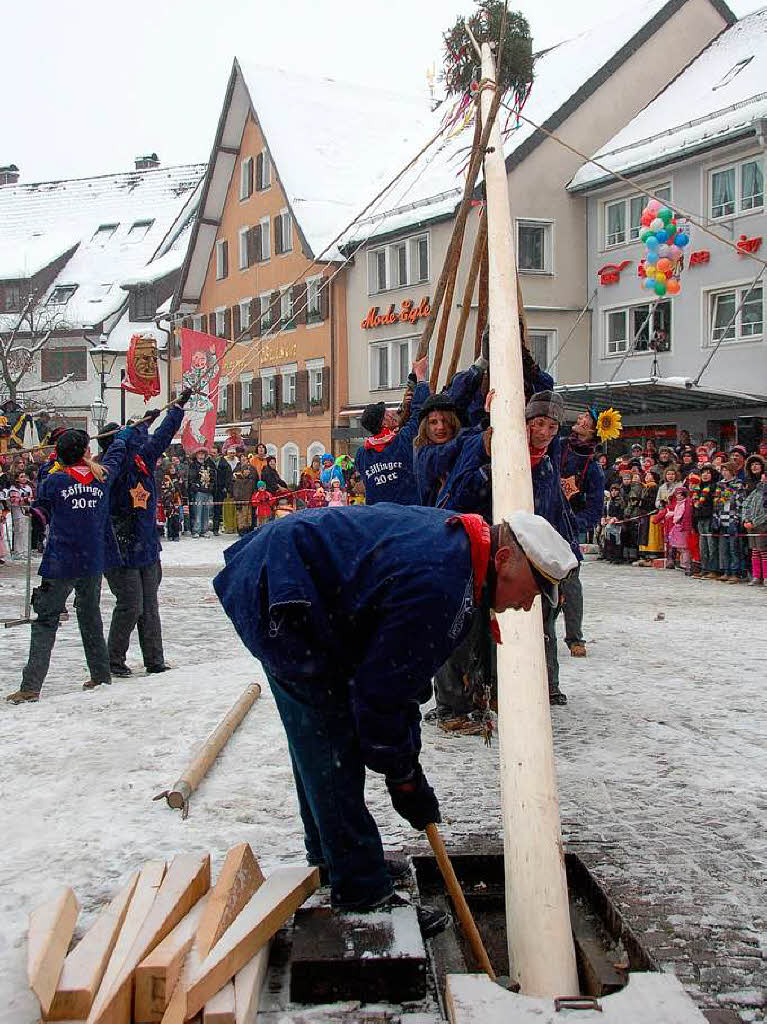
596,408,623,442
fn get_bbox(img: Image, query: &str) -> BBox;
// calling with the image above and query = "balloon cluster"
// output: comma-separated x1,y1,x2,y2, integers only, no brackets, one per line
639,199,689,297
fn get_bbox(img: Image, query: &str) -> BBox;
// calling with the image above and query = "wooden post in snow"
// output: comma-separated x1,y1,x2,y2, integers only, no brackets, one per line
479,40,579,998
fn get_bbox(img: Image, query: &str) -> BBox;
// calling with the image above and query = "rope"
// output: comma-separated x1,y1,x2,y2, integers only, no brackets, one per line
693,263,766,385
609,301,658,381
545,288,597,373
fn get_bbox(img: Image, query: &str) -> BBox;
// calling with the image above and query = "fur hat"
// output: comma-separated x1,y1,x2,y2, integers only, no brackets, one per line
524,390,565,425
56,429,90,466
98,422,121,452
418,392,458,425
360,402,386,435
745,454,764,474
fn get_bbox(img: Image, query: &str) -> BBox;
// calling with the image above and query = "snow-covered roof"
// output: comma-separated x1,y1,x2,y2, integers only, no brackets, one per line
344,0,731,245
120,242,188,288
0,164,206,331
569,8,766,191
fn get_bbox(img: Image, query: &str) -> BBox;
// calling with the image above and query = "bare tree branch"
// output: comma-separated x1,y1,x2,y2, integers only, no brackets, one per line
18,374,74,395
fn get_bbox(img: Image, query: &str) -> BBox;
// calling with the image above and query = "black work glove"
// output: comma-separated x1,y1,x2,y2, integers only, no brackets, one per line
481,323,489,363
144,408,162,424
178,388,193,407
406,371,417,393
386,762,440,830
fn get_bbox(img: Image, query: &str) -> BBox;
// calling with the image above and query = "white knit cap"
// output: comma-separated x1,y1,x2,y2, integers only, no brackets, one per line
507,511,578,606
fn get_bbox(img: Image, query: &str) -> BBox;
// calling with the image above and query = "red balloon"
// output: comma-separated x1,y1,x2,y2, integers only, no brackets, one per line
641,212,653,226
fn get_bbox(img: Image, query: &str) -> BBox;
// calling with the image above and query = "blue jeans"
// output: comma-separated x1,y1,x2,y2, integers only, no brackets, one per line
266,671,393,909
718,533,741,576
192,492,212,535
697,519,718,573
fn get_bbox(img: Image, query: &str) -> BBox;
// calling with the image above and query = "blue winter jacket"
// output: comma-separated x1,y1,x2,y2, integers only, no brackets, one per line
559,440,605,535
213,504,478,779
532,436,581,562
354,382,429,505
35,435,129,579
109,406,183,569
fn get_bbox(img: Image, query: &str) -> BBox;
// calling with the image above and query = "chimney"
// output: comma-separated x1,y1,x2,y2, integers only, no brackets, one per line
135,153,160,170
0,164,20,185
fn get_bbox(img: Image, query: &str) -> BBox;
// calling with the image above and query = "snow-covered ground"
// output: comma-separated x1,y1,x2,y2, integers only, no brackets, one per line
0,539,764,1023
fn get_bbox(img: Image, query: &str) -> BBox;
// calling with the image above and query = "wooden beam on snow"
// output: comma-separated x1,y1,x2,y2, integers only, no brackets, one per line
134,894,211,1023
46,873,139,1021
28,887,80,1016
184,866,320,1019
196,844,264,959
203,982,235,1024
233,945,270,1024
89,855,210,1024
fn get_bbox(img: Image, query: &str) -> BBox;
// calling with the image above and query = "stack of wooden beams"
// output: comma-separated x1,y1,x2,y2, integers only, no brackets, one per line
27,843,319,1024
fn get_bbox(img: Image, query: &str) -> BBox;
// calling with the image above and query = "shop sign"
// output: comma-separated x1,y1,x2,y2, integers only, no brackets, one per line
689,250,710,266
361,297,431,330
736,235,762,255
598,260,631,285
622,425,677,439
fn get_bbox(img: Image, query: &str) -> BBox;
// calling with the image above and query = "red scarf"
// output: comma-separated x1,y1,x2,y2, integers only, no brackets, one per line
134,454,149,476
530,445,547,470
363,428,398,452
63,462,95,485
447,513,490,605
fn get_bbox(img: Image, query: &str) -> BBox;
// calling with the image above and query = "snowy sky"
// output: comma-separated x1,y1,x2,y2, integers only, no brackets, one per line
2,0,762,184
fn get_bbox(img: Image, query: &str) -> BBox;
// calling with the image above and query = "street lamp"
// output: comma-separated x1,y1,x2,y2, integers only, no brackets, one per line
89,341,125,425
90,395,108,430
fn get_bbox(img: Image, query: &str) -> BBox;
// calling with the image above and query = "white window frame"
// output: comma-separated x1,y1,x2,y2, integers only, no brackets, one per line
603,300,673,358
603,183,672,249
516,219,553,274
261,368,277,409
258,149,271,190
214,307,226,337
239,298,251,330
709,156,764,220
307,440,325,464
705,283,764,347
217,376,229,414
280,362,298,406
259,291,273,333
366,233,430,295
215,239,227,280
240,372,253,411
306,357,324,404
259,217,271,261
127,219,153,241
280,288,294,329
240,156,253,200
410,233,429,284
306,275,323,322
238,226,249,270
527,330,557,382
192,314,203,332
281,442,299,487
368,246,388,294
265,443,278,459
368,336,420,390
278,209,292,254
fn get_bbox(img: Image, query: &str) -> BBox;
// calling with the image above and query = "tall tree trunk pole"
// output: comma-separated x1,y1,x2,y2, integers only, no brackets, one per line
446,209,487,385
480,42,579,999
474,238,489,359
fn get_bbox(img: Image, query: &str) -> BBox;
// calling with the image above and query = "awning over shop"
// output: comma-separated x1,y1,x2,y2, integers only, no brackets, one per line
554,377,767,416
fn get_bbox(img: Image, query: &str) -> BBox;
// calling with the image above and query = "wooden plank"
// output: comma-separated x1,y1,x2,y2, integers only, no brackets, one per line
159,950,200,1024
89,854,210,1024
202,982,235,1024
28,887,80,1015
445,972,710,1023
233,945,270,1024
185,866,319,1019
135,895,211,1023
46,873,139,1021
85,860,166,1024
196,845,264,958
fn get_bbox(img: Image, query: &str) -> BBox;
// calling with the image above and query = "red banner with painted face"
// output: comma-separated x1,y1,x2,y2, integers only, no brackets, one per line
179,328,226,454
123,333,161,400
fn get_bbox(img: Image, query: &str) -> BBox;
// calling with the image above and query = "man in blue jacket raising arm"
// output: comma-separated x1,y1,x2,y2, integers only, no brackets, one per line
6,425,134,704
213,503,576,936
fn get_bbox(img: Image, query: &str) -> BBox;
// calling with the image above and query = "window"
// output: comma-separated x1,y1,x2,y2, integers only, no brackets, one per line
604,185,672,246
240,157,254,200
708,286,763,345
1,283,22,311
192,314,203,332
367,234,429,294
215,239,228,280
310,366,323,403
41,347,87,382
214,308,226,337
604,302,672,356
47,285,77,305
240,373,253,411
127,220,153,241
710,158,763,218
280,289,295,329
261,372,276,409
275,210,292,254
713,56,753,90
517,221,552,273
282,443,299,486
238,228,249,270
368,248,388,293
256,150,271,190
411,234,429,283
306,276,322,321
217,377,228,414
259,218,271,261
92,224,118,243
239,299,251,330
307,441,325,464
131,287,157,321
528,331,556,380
396,339,411,387
392,243,407,288
260,293,273,332
369,337,420,389
371,343,389,390
282,370,297,406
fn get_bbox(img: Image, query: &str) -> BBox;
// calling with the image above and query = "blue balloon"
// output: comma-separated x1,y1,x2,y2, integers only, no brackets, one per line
646,236,659,251
656,229,668,243
675,232,689,248
645,251,658,265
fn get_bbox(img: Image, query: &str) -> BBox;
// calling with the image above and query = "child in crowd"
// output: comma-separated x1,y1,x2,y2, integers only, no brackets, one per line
713,461,744,583
9,471,33,559
251,480,273,527
348,472,366,506
304,480,327,509
685,472,702,575
656,465,682,508
161,475,182,542
742,454,767,585
602,484,626,563
326,478,347,507
636,470,663,564
693,463,720,577
667,485,693,573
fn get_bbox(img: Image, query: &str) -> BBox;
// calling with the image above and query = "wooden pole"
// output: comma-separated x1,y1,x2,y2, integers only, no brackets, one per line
474,240,489,359
154,684,261,818
446,209,487,385
429,244,462,392
479,42,579,999
425,824,496,981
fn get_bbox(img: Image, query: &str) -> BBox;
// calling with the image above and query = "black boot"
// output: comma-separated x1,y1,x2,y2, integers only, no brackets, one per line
549,687,568,706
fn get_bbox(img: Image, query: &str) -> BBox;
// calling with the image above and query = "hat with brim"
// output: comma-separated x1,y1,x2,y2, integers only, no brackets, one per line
525,390,565,425
418,392,458,425
507,510,578,607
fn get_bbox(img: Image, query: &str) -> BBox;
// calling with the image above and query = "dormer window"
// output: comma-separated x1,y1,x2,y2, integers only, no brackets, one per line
47,285,77,305
127,220,154,241
92,224,118,243
713,57,753,91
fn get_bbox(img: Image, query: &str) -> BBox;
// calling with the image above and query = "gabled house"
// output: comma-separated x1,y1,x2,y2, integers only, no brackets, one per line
339,0,735,448
567,8,767,446
0,159,206,435
171,60,435,479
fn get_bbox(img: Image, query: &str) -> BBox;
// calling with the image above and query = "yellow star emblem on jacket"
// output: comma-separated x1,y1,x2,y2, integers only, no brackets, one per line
129,482,151,510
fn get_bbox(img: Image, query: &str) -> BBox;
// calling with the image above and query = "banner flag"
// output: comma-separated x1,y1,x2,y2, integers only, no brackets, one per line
122,333,161,400
179,328,226,454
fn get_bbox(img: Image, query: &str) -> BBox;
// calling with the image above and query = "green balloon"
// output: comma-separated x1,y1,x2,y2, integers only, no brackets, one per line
654,279,667,296
659,207,673,223
639,228,651,243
